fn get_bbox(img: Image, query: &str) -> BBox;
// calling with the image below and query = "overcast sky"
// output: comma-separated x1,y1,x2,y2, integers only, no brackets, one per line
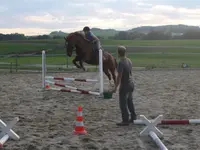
0,0,200,35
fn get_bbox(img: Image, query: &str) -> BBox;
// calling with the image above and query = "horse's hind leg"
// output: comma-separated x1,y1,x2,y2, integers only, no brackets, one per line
103,66,112,86
109,67,117,86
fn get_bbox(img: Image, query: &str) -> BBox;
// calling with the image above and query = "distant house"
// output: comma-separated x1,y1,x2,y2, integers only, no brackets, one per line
171,32,183,37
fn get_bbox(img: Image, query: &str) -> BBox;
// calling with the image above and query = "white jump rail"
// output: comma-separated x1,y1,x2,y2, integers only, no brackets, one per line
0,117,20,148
139,115,168,150
42,49,104,97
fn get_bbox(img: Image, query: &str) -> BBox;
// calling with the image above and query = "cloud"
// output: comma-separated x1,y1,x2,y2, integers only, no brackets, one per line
24,13,65,24
0,28,53,36
0,0,200,35
0,6,8,12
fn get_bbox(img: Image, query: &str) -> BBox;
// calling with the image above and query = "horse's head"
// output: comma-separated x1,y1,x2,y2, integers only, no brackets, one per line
64,31,88,57
64,32,76,57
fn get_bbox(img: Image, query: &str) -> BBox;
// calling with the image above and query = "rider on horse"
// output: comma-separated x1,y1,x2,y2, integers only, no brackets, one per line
83,26,101,56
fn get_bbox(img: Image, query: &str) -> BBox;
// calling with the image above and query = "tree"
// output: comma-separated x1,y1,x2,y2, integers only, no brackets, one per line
143,30,171,40
113,31,129,40
182,30,200,39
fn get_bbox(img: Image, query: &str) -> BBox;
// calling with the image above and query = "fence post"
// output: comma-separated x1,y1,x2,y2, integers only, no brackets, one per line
10,62,13,73
15,54,18,72
66,54,69,69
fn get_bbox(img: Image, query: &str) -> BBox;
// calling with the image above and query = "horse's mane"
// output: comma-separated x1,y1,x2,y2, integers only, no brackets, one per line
74,31,86,39
65,33,73,41
65,31,90,43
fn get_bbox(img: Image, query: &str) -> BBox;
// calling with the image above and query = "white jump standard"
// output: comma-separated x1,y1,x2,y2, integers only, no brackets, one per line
0,117,20,148
139,115,168,150
42,49,104,96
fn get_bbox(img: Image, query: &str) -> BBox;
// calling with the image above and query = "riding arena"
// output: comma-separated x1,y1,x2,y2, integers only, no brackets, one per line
0,32,200,150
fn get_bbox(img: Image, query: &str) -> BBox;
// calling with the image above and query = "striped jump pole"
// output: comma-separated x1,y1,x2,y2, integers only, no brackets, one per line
45,80,100,95
47,87,100,96
42,49,104,96
132,119,200,125
45,76,98,82
140,115,168,150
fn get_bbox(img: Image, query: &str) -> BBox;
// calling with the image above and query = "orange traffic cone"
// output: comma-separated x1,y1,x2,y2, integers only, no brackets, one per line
73,106,87,135
45,84,50,89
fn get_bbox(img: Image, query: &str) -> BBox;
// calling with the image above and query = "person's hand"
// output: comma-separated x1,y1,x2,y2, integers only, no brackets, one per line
91,40,96,44
84,38,90,43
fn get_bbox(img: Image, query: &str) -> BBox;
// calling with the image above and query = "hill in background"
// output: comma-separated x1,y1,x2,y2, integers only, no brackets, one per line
90,28,119,39
128,24,200,34
49,31,67,37
49,28,119,39
49,24,200,39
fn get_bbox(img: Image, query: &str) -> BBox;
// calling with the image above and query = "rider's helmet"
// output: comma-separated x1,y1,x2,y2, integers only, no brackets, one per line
83,26,90,32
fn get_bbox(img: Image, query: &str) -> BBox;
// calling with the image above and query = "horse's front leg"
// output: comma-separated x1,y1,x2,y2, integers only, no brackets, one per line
72,56,81,69
79,60,86,71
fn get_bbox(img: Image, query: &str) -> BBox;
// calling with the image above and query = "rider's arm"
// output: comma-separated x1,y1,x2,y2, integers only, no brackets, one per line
87,32,99,43
91,32,99,42
86,32,93,41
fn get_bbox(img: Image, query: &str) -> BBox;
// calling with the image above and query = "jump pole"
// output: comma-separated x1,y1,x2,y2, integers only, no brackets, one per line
45,80,100,96
132,119,200,125
46,87,100,96
42,49,104,96
45,76,98,82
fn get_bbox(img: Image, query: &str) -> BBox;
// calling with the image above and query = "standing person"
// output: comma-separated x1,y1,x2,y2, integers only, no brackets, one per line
113,46,137,126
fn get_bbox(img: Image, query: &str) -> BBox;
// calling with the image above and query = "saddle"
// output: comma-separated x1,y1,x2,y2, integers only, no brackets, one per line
74,31,102,63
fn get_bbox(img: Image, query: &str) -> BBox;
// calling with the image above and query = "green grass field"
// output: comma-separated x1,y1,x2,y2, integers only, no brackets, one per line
0,39,200,70
2,39,200,45
1,39,200,54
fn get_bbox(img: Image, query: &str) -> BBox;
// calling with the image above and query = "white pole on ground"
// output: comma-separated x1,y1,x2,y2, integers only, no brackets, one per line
149,131,168,150
42,50,46,89
0,117,20,140
99,49,104,96
0,134,9,147
139,115,168,150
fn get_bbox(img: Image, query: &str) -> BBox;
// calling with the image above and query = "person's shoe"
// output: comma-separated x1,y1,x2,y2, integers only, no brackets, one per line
116,121,130,126
129,119,133,123
129,116,137,123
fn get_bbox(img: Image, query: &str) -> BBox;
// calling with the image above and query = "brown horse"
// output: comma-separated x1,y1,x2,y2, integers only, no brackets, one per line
64,31,117,86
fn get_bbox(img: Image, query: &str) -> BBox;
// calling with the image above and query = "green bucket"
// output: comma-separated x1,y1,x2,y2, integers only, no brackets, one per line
103,91,113,99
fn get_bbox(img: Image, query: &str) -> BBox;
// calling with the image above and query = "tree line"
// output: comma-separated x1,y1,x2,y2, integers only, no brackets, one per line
110,30,200,40
0,33,63,41
1,29,200,41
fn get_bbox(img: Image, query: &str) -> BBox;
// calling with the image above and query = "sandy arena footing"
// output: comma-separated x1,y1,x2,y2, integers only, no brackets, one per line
0,70,200,150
